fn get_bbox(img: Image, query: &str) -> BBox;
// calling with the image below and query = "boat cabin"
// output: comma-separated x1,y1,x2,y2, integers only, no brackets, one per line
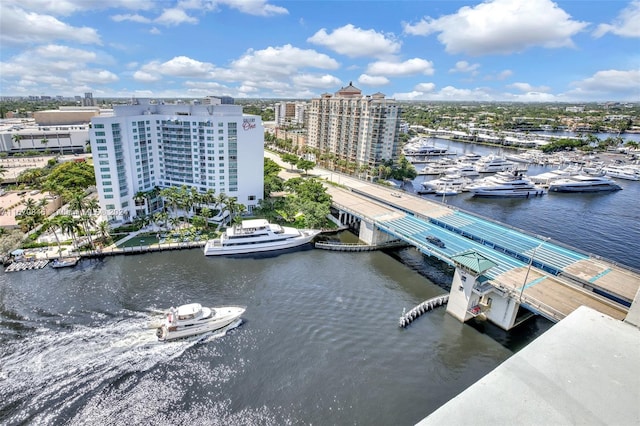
176,303,203,321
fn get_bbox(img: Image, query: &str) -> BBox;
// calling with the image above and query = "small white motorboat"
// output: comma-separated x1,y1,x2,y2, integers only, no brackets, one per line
155,303,245,341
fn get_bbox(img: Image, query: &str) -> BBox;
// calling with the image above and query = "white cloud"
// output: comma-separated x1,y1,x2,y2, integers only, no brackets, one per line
571,69,640,94
211,0,288,16
496,70,513,80
594,0,640,38
5,0,154,16
36,45,98,62
358,74,390,86
157,56,214,77
403,0,588,56
71,70,119,84
150,27,161,35
155,8,198,26
449,61,480,75
230,44,339,77
394,86,495,101
392,91,425,101
0,4,101,45
133,70,161,82
292,74,342,88
0,44,119,94
508,82,551,93
111,14,152,23
414,82,435,92
366,58,434,76
129,46,340,98
308,24,400,58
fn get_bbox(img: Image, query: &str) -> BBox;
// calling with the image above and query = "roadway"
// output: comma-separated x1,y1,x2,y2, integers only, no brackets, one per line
268,153,638,321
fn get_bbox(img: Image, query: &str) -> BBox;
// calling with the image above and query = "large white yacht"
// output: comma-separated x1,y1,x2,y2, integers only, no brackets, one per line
203,219,320,256
403,138,453,157
420,174,473,194
602,165,639,181
457,152,483,163
445,163,479,177
529,165,582,185
466,170,546,197
155,303,245,341
418,158,457,175
475,155,517,173
548,175,623,193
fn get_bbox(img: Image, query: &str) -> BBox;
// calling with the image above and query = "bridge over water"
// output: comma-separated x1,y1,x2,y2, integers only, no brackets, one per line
321,173,638,328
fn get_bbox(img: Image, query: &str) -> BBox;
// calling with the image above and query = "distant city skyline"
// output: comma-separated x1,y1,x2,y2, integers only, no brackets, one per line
1,0,639,102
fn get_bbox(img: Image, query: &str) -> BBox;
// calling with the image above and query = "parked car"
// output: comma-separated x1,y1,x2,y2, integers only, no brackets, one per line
426,235,445,248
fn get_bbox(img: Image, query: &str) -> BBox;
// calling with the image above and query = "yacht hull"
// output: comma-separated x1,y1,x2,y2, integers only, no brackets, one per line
203,231,319,256
157,306,245,341
471,189,546,197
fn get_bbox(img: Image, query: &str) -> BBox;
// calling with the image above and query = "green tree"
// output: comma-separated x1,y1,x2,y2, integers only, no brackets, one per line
12,134,21,150
281,153,300,170
44,161,95,192
41,216,65,259
296,159,315,176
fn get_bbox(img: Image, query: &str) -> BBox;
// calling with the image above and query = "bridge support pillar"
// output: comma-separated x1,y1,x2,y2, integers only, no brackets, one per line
446,250,521,331
359,218,399,246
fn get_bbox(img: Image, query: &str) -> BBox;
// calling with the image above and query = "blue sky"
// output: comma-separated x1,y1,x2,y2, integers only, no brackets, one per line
1,0,639,102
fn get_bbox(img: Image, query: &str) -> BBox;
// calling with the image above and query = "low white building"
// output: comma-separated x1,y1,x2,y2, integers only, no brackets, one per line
89,98,264,222
0,119,89,154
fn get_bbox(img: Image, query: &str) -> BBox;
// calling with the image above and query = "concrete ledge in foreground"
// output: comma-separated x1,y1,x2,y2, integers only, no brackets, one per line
417,306,640,426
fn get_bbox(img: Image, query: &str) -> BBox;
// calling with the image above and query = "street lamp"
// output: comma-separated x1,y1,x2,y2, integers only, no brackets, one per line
520,237,550,302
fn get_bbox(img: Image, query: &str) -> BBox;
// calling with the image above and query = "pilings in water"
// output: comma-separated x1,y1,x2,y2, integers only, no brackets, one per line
399,295,449,328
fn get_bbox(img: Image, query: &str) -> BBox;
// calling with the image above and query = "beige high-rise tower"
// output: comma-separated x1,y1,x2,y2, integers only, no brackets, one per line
307,82,402,171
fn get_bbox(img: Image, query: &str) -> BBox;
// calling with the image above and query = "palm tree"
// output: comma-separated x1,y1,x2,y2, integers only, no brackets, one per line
231,203,247,225
12,134,21,151
200,207,212,230
41,138,49,152
58,214,81,250
96,221,110,246
169,216,181,230
79,213,97,250
41,216,64,259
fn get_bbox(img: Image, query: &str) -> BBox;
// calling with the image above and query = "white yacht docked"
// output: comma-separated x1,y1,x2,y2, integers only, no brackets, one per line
155,303,245,341
445,163,479,177
418,158,457,175
457,152,482,163
529,165,582,185
420,174,473,194
403,138,453,157
50,257,80,268
548,175,623,193
466,170,546,197
602,165,639,181
203,219,320,256
475,155,517,173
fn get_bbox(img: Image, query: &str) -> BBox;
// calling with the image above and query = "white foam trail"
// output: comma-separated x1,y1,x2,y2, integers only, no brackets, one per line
0,313,242,424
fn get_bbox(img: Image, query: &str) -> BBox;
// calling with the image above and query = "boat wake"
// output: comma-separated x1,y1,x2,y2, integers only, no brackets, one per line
0,312,242,424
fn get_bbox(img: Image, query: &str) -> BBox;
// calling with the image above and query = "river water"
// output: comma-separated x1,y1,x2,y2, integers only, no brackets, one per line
412,139,640,270
1,139,638,425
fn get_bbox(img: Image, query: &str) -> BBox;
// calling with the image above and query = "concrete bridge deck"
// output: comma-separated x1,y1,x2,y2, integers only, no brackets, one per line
323,176,638,322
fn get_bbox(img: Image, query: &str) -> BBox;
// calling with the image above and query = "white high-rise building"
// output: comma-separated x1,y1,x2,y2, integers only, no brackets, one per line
275,101,307,126
89,98,264,222
307,83,401,169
